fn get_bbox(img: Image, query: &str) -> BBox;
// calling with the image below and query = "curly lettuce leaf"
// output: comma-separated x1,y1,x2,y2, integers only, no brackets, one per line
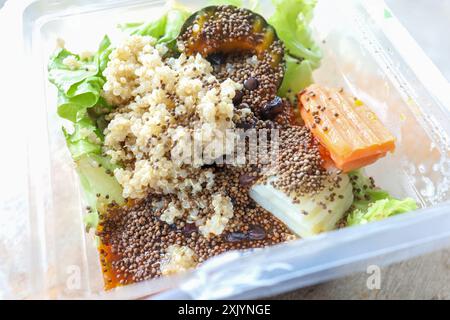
48,35,112,122
347,198,418,226
346,171,418,226
56,76,104,122
269,0,321,100
269,0,321,64
48,49,98,94
62,112,102,159
48,35,124,230
118,8,190,46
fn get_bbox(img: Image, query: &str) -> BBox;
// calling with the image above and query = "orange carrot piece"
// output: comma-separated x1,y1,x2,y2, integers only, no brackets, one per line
334,152,386,172
298,84,395,172
317,143,336,170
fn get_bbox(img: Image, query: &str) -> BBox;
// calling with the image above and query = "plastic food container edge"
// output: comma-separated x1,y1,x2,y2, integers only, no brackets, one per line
20,0,450,300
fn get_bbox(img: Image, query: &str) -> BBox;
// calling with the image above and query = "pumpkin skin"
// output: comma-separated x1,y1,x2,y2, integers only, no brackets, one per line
178,5,284,75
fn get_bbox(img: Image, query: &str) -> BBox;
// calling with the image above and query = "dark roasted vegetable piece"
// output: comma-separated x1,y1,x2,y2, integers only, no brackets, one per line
178,5,285,116
178,5,284,76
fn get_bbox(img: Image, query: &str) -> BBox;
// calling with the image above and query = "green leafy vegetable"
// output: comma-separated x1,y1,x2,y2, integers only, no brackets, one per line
48,35,124,230
278,55,314,98
62,110,124,230
48,49,98,95
159,8,192,44
207,0,261,12
48,35,112,122
56,76,104,122
118,15,167,37
75,153,124,229
62,111,125,230
118,8,190,47
207,0,243,6
97,35,114,74
346,171,418,226
347,197,418,226
269,0,322,100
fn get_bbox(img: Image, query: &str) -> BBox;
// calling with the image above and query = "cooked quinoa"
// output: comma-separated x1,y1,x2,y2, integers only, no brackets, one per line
102,35,244,203
160,245,198,276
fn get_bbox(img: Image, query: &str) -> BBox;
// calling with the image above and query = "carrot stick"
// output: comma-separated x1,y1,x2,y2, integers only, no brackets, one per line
298,84,395,172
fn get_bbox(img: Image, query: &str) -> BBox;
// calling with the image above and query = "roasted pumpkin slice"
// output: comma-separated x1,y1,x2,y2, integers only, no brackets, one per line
178,5,284,70
178,5,286,117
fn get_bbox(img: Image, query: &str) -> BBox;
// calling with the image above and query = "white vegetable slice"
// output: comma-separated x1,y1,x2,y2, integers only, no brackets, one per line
249,174,353,238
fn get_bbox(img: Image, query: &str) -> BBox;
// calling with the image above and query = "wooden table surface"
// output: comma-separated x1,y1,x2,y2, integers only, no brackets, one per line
268,249,450,300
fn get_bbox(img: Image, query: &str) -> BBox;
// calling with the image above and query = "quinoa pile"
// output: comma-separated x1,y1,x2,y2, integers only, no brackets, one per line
102,35,245,201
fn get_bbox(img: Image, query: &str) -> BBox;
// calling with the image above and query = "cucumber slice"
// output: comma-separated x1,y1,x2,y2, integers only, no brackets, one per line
249,174,353,237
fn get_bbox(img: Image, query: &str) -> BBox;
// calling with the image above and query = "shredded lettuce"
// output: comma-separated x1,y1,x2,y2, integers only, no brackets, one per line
48,35,124,230
346,171,418,226
269,0,321,100
118,8,190,48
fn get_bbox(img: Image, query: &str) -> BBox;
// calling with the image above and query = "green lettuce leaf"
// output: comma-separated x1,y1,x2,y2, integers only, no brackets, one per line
207,0,243,6
346,171,418,226
278,55,314,98
56,76,105,122
118,8,190,47
48,35,124,230
118,15,167,37
269,0,322,100
347,198,418,226
207,0,261,13
159,8,191,44
97,35,113,74
63,111,124,230
48,48,98,94
62,113,102,160
48,35,112,122
77,153,124,230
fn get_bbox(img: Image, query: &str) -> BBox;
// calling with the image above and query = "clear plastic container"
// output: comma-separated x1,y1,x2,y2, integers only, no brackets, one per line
17,0,450,299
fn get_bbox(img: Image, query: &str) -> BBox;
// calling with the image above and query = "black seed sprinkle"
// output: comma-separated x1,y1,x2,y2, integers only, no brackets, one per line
261,96,284,119
244,77,259,91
